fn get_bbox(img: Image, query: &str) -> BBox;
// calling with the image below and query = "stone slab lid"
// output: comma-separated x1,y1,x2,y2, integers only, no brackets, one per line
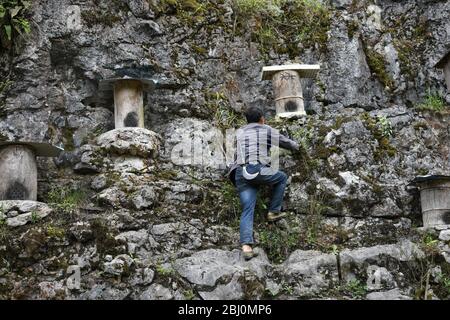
0,141,64,157
436,51,450,68
410,175,450,185
261,64,320,80
99,76,158,92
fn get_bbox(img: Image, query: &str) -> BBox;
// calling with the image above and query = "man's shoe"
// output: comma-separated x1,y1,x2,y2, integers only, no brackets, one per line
267,211,287,222
243,250,259,261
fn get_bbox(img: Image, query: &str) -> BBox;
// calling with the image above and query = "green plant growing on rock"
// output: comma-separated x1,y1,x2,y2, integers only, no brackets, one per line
234,0,283,16
441,276,450,297
0,0,31,50
403,231,446,300
183,289,196,300
234,0,331,58
304,191,327,245
0,79,12,94
259,223,300,263
416,90,446,112
156,263,174,277
281,281,294,295
391,17,429,81
30,210,40,224
346,19,359,38
151,0,227,35
360,112,397,161
376,115,393,138
342,279,367,299
46,225,65,239
206,91,245,129
292,125,313,151
47,186,86,215
421,232,439,256
215,181,241,226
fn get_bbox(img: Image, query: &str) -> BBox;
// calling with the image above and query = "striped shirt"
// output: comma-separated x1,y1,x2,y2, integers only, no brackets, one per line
227,123,299,177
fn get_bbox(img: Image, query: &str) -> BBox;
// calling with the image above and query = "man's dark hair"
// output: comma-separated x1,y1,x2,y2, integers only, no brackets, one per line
245,107,264,123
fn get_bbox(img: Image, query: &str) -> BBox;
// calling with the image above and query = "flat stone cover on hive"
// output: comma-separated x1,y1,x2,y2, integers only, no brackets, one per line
261,64,320,80
0,141,63,157
99,77,158,92
410,175,450,185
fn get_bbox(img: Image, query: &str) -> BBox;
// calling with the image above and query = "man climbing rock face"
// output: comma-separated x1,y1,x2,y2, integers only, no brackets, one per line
228,107,300,261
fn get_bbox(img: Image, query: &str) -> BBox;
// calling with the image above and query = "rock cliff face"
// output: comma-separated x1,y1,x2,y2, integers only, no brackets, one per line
0,0,449,300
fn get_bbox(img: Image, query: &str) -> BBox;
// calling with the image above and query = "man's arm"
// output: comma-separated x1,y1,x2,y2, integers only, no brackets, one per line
280,133,300,151
269,126,300,151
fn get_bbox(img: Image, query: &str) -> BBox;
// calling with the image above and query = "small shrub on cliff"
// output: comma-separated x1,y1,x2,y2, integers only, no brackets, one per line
234,0,283,16
0,0,31,50
30,211,40,223
234,0,331,58
47,186,86,215
183,289,196,300
376,115,393,138
156,263,175,277
292,125,313,151
341,279,367,299
416,91,446,112
46,225,66,239
259,225,300,263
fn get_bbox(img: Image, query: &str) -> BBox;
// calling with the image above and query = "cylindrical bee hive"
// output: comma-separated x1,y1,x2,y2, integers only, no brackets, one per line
114,79,145,129
418,179,450,228
272,70,305,117
0,145,37,201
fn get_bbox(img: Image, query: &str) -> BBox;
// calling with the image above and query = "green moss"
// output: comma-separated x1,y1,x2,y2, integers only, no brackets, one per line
331,116,353,130
62,127,76,152
360,112,397,162
234,0,332,59
417,168,429,176
346,19,360,39
192,45,207,55
360,174,384,197
46,225,66,239
90,218,122,257
317,124,330,137
81,10,122,28
151,0,227,31
413,121,428,130
363,46,395,90
314,145,336,159
154,169,178,180
389,15,429,81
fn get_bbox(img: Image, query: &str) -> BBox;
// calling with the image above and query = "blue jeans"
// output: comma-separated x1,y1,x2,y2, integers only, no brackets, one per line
235,164,288,245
